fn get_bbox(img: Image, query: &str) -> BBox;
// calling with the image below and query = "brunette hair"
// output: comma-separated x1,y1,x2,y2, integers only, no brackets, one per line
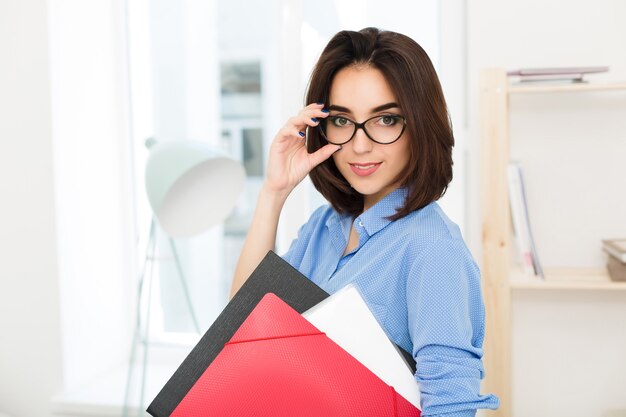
306,27,454,220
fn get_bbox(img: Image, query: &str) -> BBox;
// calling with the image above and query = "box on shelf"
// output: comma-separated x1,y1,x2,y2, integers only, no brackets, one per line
602,239,626,282
607,256,626,282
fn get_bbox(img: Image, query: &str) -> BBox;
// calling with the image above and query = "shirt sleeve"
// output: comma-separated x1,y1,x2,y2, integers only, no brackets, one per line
280,205,328,270
406,238,500,416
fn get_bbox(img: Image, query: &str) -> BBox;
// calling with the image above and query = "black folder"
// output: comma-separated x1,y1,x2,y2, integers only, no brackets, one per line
147,250,416,417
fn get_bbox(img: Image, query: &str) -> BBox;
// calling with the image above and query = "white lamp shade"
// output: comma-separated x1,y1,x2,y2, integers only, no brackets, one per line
145,140,246,238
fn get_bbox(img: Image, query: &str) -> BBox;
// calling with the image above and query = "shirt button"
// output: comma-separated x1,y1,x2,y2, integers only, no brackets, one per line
358,221,363,227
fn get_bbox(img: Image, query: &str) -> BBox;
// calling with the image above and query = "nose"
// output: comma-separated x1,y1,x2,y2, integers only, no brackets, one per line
351,126,373,154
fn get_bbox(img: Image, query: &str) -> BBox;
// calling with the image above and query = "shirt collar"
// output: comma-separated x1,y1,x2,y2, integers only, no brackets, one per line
325,187,408,239
357,187,408,237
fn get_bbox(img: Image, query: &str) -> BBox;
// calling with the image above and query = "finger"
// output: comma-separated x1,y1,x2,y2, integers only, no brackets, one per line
301,104,330,118
277,125,306,142
305,102,326,110
281,104,329,136
304,101,330,112
284,115,318,133
308,143,342,168
295,110,328,130
283,114,315,133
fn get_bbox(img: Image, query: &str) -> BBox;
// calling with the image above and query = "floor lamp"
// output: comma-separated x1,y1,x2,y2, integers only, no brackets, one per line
122,138,245,417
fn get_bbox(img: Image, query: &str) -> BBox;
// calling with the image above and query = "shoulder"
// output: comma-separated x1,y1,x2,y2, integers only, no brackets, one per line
298,203,338,235
394,201,466,251
280,203,340,267
395,203,479,278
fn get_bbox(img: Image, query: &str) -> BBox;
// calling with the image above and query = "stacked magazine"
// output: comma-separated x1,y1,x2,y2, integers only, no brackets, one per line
602,239,626,281
508,162,544,278
507,66,609,83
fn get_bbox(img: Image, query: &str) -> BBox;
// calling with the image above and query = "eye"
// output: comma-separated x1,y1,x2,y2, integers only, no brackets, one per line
331,116,352,127
378,115,399,126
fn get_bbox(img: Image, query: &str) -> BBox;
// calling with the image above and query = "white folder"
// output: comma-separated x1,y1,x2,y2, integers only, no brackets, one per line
302,283,421,409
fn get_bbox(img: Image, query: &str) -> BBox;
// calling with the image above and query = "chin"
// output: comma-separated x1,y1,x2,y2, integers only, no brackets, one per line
349,181,385,197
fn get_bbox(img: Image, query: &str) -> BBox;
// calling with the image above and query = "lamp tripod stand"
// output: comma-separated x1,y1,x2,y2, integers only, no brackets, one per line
122,217,201,417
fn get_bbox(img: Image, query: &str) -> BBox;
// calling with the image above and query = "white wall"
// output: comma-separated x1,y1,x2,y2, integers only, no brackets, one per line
0,1,63,416
467,1,626,416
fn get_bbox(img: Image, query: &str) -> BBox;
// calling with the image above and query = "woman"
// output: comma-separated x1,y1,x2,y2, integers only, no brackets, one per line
230,27,499,416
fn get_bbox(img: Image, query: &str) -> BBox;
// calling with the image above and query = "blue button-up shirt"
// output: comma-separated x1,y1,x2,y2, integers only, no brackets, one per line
282,188,500,416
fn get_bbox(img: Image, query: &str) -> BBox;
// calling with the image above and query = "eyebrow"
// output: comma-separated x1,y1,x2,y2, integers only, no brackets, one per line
328,102,400,113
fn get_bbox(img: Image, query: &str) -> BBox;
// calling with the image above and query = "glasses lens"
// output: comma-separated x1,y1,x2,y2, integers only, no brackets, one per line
320,116,354,145
364,115,405,144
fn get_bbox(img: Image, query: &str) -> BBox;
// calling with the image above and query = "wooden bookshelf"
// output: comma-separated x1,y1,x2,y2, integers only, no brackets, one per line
510,267,626,290
479,68,626,417
508,81,626,94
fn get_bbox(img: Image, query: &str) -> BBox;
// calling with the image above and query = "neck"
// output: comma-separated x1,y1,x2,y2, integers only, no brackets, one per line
362,186,400,213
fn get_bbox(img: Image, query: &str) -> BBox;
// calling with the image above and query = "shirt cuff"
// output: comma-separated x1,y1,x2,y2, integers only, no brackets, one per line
424,410,476,417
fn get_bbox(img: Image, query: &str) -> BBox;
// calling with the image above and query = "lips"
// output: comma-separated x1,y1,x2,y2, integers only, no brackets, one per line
349,162,382,177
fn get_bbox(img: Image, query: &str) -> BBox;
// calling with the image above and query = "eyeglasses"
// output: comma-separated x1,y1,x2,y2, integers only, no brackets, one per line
318,114,407,145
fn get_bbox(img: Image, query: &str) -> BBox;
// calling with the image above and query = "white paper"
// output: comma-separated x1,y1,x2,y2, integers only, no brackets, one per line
302,284,421,409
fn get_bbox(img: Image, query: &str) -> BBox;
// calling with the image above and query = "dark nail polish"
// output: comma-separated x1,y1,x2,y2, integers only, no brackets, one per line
321,109,330,113
298,131,305,137
311,117,319,123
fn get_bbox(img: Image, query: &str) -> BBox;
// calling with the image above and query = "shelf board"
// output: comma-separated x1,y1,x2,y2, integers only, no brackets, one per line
510,267,626,290
508,81,626,94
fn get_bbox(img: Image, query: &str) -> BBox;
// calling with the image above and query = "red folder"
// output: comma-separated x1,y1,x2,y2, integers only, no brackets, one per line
170,293,421,417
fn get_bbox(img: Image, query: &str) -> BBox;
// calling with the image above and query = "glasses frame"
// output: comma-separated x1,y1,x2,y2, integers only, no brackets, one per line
317,114,407,145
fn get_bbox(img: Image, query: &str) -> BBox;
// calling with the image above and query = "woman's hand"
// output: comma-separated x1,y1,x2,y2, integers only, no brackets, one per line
265,103,341,196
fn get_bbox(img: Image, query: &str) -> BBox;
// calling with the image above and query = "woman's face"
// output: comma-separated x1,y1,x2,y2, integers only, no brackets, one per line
328,65,410,211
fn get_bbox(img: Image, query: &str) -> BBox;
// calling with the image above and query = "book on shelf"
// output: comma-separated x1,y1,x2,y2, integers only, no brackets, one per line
602,239,626,263
507,162,544,279
507,66,609,83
